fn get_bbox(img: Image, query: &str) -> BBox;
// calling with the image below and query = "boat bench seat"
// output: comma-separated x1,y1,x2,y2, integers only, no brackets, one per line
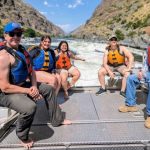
140,82,149,93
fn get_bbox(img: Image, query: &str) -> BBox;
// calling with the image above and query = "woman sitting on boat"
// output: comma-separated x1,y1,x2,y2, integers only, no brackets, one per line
28,36,61,95
54,41,85,100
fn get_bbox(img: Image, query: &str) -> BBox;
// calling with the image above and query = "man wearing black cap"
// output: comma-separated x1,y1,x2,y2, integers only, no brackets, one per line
0,22,71,149
96,35,134,96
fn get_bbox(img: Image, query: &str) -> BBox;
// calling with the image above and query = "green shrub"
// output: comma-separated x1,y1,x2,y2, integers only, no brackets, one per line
115,29,125,40
36,32,42,37
125,21,133,29
121,19,126,24
127,31,136,38
24,28,36,37
107,20,113,25
137,4,143,9
0,27,3,37
132,20,142,29
113,15,121,23
125,14,150,30
142,14,150,27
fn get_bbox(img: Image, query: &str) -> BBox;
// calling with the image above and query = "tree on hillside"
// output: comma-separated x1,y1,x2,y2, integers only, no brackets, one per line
24,28,36,37
115,29,125,41
0,27,3,37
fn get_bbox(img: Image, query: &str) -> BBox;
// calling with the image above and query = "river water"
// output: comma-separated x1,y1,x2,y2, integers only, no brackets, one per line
22,38,144,87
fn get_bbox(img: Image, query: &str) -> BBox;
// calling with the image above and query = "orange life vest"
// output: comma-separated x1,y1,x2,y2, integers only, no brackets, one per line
56,52,72,70
107,49,125,67
40,50,50,71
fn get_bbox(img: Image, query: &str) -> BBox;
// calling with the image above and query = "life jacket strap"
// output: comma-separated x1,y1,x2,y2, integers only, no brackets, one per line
147,46,150,67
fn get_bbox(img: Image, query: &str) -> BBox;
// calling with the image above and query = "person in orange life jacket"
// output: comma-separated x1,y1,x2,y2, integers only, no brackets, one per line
28,36,61,95
96,36,134,97
54,41,85,100
0,22,71,149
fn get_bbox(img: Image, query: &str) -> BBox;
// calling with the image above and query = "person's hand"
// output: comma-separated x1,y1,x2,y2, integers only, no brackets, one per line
137,70,143,80
108,71,115,79
28,86,40,98
33,94,43,101
122,68,131,74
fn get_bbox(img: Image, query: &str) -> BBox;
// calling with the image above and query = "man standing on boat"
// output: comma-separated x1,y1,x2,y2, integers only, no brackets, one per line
119,46,150,129
0,22,71,149
96,35,134,97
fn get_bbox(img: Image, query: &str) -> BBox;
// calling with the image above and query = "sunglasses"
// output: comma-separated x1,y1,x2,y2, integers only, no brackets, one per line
6,32,22,37
110,38,117,41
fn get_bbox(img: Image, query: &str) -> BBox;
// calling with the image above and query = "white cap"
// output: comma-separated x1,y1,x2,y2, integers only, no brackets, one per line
108,35,118,41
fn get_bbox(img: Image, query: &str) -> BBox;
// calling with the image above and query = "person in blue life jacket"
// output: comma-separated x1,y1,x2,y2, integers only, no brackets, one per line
0,22,71,149
118,46,150,129
96,36,134,97
54,41,85,100
28,36,61,95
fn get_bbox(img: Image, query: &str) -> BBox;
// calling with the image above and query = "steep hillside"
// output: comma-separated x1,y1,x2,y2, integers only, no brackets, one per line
0,0,64,36
71,0,150,42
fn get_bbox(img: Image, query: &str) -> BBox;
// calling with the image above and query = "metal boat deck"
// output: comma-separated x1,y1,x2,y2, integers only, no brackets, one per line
0,87,150,150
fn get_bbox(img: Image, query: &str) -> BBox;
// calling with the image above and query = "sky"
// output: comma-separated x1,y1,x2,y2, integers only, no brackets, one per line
23,0,101,33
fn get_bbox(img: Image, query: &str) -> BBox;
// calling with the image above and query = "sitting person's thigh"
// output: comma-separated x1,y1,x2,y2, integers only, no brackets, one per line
117,65,128,75
55,73,61,83
56,69,68,75
35,71,56,85
100,65,114,75
68,66,80,76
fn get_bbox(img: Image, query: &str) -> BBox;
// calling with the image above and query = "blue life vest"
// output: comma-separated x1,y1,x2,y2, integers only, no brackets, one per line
0,45,30,85
29,47,55,72
10,50,29,85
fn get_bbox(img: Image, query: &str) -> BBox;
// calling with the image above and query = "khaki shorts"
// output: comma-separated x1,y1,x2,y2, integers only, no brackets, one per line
56,66,76,74
108,65,127,75
101,64,128,75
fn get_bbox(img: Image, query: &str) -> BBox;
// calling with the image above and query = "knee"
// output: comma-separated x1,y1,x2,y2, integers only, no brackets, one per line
25,102,36,115
76,70,81,78
61,74,68,82
98,69,105,76
123,72,130,78
48,76,58,89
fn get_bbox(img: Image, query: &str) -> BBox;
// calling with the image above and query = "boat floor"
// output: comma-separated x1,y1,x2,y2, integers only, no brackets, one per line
1,87,150,150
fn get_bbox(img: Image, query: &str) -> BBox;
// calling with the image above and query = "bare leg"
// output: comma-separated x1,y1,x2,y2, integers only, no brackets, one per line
98,67,107,89
35,71,58,94
68,68,80,89
54,73,62,95
60,72,69,99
